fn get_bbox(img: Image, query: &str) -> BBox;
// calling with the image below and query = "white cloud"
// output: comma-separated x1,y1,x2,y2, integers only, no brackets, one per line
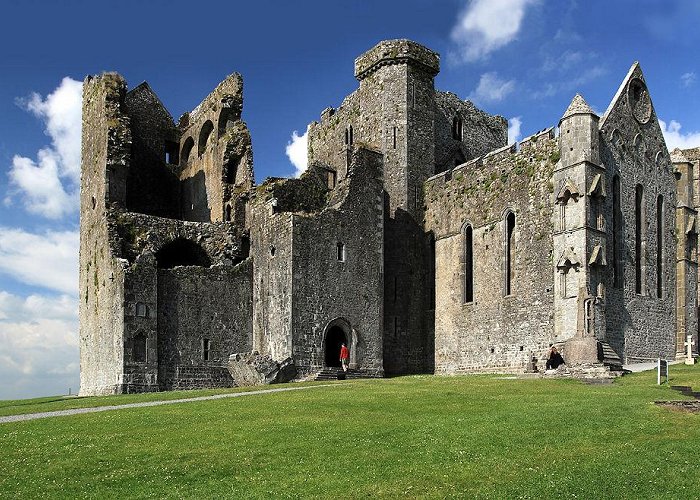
0,227,79,295
681,72,696,88
451,0,539,62
468,72,516,104
8,77,82,219
532,65,606,99
0,291,78,399
659,119,700,151
286,128,309,177
508,116,522,144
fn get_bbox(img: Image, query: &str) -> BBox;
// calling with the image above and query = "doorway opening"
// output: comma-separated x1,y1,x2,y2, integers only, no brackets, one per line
324,325,348,368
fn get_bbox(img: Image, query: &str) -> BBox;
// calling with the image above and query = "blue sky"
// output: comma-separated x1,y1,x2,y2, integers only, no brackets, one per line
1,0,700,399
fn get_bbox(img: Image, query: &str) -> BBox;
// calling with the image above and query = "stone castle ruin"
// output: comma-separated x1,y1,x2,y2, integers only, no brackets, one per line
79,39,699,395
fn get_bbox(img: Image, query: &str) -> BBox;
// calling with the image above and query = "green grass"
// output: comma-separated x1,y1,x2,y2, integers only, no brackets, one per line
1,366,699,499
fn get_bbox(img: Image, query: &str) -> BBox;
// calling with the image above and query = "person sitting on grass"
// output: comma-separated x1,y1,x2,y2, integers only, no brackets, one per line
546,346,565,370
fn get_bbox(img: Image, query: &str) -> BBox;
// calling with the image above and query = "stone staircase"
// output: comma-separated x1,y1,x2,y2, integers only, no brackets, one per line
315,368,366,381
599,342,623,371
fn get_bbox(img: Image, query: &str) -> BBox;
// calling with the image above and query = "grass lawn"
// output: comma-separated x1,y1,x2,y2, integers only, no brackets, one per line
1,365,699,498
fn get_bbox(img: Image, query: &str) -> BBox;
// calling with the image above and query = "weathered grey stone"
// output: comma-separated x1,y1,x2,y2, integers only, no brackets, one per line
227,353,297,386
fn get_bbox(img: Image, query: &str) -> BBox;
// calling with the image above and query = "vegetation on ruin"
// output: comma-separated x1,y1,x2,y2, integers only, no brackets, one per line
1,365,699,498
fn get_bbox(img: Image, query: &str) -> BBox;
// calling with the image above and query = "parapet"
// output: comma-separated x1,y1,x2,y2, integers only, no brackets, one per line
354,39,440,81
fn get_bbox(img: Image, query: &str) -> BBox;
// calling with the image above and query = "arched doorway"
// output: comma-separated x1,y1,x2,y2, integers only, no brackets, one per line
324,325,348,368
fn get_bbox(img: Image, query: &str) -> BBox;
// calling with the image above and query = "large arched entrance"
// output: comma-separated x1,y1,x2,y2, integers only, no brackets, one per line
324,325,348,368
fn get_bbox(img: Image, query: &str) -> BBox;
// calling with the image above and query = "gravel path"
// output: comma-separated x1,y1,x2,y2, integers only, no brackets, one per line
0,384,337,424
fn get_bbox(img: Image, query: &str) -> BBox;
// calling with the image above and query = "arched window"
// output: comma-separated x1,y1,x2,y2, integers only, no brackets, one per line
156,239,211,269
198,120,214,156
635,184,645,294
505,211,515,296
656,195,663,298
180,137,194,167
463,224,474,303
612,175,621,287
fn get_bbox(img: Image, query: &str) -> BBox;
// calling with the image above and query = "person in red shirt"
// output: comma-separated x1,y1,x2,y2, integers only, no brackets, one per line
339,343,349,372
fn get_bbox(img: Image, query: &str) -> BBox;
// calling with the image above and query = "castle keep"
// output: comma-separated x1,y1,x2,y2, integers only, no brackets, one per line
79,39,698,395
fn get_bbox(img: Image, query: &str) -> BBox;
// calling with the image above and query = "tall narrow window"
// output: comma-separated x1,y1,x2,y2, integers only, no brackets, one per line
344,128,349,145
635,184,644,294
336,242,345,262
428,233,436,310
348,125,354,145
612,175,621,287
656,195,663,298
203,338,211,361
225,204,232,222
452,116,463,140
464,224,474,303
505,211,515,296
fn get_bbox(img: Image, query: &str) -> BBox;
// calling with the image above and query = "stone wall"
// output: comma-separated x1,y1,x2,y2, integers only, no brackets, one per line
79,73,131,395
157,260,252,390
123,83,180,218
598,64,677,361
291,148,385,376
424,132,558,372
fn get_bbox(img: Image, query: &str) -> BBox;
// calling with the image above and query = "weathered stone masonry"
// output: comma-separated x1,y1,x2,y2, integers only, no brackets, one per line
79,40,698,395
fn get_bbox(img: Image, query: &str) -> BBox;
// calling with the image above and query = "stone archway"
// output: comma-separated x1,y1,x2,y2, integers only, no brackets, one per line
323,318,357,369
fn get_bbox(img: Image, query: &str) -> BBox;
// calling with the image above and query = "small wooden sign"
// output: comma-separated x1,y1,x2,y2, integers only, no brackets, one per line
658,358,669,385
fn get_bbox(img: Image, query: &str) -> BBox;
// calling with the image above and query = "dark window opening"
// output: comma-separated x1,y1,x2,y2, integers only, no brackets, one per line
336,242,345,262
217,111,233,137
635,184,644,294
156,239,212,269
452,116,463,141
657,195,663,298
344,128,349,145
270,245,276,257
505,212,515,296
429,233,436,310
225,204,232,222
393,126,397,149
348,125,354,145
198,120,214,156
612,175,621,287
164,140,179,165
180,137,195,167
91,196,96,210
225,155,240,184
203,338,211,361
132,333,147,363
324,326,347,367
464,224,474,303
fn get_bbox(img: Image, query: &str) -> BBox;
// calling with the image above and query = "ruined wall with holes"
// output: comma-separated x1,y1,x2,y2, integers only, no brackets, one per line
424,131,558,373
177,74,254,224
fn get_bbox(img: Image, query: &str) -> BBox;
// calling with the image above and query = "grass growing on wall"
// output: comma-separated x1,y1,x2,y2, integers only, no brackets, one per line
1,365,699,498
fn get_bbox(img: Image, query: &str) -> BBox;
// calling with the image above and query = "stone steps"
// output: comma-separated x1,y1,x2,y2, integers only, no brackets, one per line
599,342,623,370
315,368,365,381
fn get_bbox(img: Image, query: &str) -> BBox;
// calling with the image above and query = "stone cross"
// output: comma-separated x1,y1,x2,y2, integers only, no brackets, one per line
685,335,696,365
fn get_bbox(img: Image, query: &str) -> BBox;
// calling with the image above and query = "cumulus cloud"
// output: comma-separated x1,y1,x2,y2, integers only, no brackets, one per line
681,72,696,88
451,0,539,62
0,291,79,399
468,72,516,104
659,119,700,151
508,117,522,144
8,77,82,219
286,127,309,177
0,227,79,295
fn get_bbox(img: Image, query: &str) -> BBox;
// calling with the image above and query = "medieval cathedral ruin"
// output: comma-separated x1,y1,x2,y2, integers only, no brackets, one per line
79,39,699,395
